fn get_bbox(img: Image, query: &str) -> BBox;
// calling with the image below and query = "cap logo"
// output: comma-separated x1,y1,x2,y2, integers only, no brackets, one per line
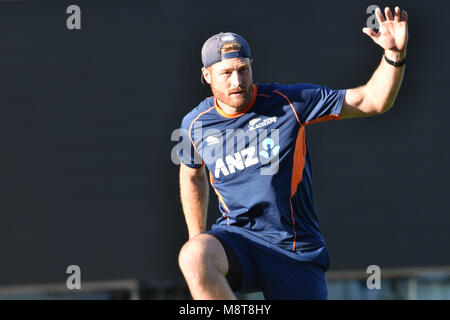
221,35,236,42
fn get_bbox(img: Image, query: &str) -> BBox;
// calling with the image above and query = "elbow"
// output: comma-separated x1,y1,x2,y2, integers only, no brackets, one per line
376,102,394,115
367,101,394,116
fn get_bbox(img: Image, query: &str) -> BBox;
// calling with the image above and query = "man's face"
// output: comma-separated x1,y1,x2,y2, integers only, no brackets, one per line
202,57,253,109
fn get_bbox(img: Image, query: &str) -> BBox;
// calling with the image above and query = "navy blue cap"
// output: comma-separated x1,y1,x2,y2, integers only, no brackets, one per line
200,32,252,84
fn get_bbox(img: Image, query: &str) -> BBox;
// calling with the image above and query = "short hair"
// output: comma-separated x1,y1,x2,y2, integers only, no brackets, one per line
221,41,242,54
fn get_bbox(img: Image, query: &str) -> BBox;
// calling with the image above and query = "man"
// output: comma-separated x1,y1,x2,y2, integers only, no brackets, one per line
177,6,408,299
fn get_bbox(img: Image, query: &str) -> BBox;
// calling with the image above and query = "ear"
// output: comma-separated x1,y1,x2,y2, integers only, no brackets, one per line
201,67,211,84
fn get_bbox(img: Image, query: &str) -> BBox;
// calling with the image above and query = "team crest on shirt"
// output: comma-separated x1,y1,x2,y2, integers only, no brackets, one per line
248,116,277,131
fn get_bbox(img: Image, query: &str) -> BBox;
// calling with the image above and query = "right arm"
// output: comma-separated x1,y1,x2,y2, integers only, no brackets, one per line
179,163,209,239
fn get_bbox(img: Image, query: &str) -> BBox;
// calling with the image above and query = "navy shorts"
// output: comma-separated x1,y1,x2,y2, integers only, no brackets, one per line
205,228,328,300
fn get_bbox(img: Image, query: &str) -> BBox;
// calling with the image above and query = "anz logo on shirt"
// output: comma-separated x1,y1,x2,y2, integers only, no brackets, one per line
259,138,280,159
213,138,280,179
209,117,280,178
196,116,281,178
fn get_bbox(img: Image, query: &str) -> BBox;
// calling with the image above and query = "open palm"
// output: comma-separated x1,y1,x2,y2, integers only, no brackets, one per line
363,7,408,54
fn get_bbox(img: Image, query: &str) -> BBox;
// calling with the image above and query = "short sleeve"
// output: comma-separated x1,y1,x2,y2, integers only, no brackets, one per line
287,84,346,125
177,115,204,169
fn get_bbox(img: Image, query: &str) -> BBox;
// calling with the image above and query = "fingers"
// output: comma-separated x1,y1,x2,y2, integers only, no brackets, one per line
377,6,408,23
402,10,408,22
362,27,378,38
395,6,408,23
394,6,401,22
375,7,385,24
384,7,394,21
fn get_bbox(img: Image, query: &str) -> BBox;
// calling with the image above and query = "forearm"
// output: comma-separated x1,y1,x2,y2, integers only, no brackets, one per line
179,166,209,239
363,49,406,113
342,6,408,119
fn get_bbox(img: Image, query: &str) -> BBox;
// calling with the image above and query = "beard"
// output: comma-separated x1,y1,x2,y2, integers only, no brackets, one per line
210,82,252,109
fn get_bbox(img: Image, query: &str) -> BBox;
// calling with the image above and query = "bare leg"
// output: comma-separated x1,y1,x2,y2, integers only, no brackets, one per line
178,233,237,300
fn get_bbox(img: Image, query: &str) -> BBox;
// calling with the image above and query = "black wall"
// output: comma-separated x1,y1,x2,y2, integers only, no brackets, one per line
0,0,448,286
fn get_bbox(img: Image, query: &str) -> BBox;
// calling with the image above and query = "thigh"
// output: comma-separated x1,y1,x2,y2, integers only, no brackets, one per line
256,249,328,300
205,229,261,294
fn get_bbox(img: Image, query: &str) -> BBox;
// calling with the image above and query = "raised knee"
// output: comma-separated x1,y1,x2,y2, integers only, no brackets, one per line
178,235,226,277
178,236,208,273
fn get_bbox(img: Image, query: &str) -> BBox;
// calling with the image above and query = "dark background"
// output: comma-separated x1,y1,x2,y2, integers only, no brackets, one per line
0,0,448,287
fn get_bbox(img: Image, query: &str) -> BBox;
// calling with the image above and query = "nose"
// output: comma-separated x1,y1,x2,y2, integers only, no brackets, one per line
229,70,243,87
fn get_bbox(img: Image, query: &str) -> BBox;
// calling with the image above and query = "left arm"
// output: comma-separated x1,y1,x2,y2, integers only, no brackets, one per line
341,6,408,119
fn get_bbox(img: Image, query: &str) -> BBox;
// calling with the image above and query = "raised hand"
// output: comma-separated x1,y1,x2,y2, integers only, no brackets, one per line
363,6,408,59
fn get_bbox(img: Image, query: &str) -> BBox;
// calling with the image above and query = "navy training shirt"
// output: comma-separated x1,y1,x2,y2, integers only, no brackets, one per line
178,83,346,270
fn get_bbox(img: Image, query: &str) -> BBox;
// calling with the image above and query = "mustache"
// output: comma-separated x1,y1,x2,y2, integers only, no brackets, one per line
228,87,247,94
